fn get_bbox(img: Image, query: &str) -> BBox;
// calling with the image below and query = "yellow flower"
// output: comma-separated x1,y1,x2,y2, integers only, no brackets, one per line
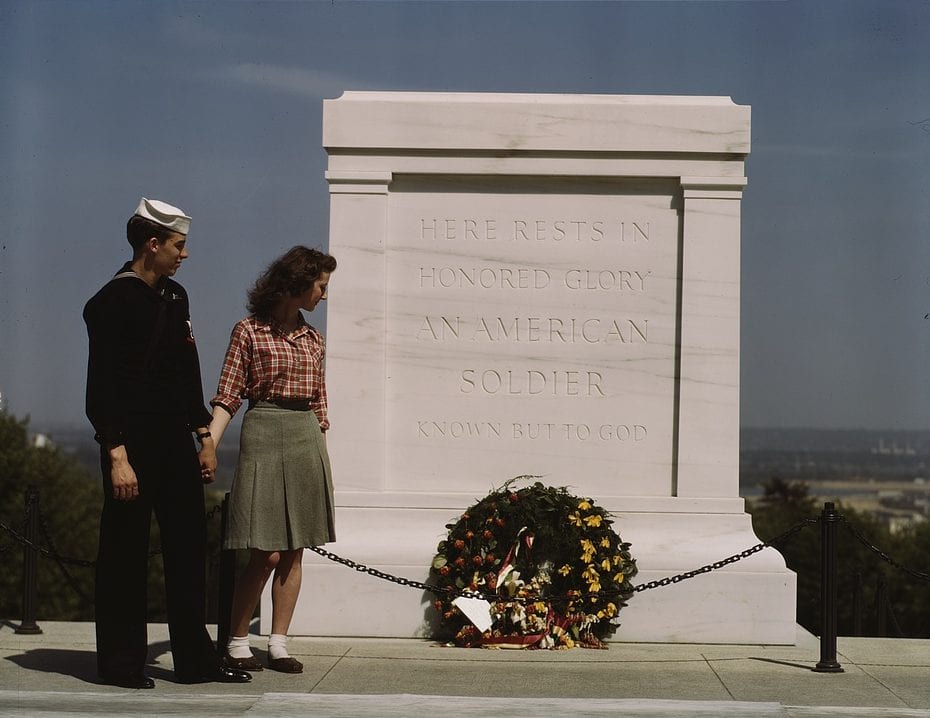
534,601,547,613
600,558,612,571
580,539,596,563
582,565,599,581
606,602,618,617
583,514,603,527
577,499,592,511
588,580,601,593
558,564,572,576
600,537,611,548
614,572,625,583
568,511,583,527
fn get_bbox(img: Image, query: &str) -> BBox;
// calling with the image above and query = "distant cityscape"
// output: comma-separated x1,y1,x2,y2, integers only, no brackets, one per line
741,427,930,532
21,422,930,533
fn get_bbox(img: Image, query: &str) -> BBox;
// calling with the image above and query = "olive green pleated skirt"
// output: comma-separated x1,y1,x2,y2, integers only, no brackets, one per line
224,402,336,551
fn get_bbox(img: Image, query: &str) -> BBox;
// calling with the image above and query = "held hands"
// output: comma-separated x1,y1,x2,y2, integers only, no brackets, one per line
198,435,217,484
108,445,140,501
201,408,232,485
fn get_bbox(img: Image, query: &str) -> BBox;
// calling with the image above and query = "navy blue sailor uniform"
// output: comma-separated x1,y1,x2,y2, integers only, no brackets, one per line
83,262,220,681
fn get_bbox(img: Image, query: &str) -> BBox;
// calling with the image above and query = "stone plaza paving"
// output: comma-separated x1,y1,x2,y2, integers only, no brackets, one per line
0,622,928,717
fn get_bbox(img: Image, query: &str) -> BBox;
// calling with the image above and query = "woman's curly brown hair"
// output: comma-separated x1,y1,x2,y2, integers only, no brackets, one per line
247,246,337,321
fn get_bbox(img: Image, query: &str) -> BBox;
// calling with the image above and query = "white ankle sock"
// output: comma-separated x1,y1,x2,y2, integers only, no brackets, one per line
268,633,290,660
227,635,253,659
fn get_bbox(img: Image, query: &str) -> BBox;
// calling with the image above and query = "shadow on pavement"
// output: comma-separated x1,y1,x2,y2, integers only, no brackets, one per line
749,656,817,672
5,649,98,684
3,639,175,685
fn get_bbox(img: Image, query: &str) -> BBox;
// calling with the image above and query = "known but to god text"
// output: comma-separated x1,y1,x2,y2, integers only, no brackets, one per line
416,420,647,441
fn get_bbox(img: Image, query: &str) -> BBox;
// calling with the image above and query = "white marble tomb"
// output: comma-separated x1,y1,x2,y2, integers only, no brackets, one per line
266,92,796,643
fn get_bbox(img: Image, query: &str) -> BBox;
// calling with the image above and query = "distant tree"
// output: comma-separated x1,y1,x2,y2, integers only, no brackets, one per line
747,477,930,638
757,476,819,512
0,411,98,620
0,411,227,624
837,509,930,638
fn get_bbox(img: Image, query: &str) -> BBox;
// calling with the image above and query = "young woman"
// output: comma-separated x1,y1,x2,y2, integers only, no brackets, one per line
208,246,337,674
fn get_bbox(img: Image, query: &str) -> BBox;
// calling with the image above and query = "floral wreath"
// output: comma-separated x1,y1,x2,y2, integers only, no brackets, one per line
430,477,637,649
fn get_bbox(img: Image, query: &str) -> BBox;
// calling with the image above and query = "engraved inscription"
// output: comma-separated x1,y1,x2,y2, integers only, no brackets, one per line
460,369,605,396
417,420,503,439
419,266,551,289
418,266,651,292
420,218,498,241
415,420,648,442
418,218,650,242
416,316,648,344
403,206,668,456
564,269,651,292
512,219,606,242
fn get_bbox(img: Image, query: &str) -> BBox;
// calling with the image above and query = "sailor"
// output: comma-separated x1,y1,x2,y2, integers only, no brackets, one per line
83,197,251,688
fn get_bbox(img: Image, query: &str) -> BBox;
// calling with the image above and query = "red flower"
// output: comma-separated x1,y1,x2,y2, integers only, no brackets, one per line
483,530,494,540
454,557,466,568
465,530,475,540
485,553,496,564
439,565,451,576
454,539,465,550
472,555,484,566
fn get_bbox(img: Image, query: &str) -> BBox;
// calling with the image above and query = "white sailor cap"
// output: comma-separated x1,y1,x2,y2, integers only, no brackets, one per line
134,197,191,235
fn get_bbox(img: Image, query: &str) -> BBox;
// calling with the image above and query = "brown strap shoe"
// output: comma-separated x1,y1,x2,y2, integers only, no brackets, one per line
268,656,303,673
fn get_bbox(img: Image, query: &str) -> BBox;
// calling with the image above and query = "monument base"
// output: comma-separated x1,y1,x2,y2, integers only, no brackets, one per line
265,494,797,644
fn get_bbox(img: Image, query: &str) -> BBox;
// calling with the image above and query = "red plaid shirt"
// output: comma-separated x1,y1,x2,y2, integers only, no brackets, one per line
211,316,330,430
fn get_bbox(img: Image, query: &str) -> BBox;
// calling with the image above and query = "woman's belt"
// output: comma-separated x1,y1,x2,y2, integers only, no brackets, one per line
248,398,313,412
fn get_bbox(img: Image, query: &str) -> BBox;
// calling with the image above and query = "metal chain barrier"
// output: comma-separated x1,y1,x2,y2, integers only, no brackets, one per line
631,517,818,593
0,512,28,555
0,501,228,569
3,489,228,634
36,504,91,602
842,521,930,582
0,497,32,554
4,491,926,618
308,516,820,605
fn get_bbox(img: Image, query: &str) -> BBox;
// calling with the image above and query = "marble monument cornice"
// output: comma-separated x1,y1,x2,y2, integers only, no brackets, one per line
324,91,750,155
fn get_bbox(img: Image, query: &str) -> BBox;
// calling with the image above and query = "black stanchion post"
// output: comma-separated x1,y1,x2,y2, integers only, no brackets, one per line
216,492,235,655
16,485,43,635
813,501,843,673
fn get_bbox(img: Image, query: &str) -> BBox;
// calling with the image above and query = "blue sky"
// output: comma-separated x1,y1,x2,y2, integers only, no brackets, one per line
1,0,929,431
